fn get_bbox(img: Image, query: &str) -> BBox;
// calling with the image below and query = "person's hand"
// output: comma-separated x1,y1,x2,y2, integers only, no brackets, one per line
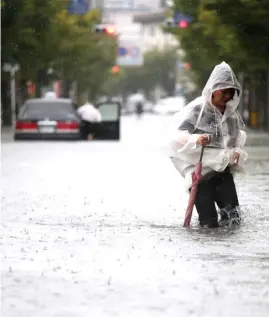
232,152,240,165
197,134,211,146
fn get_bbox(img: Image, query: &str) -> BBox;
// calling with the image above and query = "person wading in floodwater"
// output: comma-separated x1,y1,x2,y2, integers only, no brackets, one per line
168,61,248,228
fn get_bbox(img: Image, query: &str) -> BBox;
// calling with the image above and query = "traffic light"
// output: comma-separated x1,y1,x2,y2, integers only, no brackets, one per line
111,65,120,74
164,12,193,29
105,25,116,35
94,24,116,36
179,20,189,29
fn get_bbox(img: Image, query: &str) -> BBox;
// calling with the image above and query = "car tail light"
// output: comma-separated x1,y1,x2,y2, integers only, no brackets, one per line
57,121,79,129
16,121,37,130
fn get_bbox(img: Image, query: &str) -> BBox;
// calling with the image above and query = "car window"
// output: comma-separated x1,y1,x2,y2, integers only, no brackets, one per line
98,103,119,121
20,102,78,120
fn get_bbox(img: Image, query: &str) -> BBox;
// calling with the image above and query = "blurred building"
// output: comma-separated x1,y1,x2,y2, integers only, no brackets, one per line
100,1,152,42
133,10,178,52
97,0,176,52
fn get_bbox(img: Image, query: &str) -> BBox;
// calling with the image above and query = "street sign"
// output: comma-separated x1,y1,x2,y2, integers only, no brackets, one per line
177,61,185,68
103,0,133,11
68,0,89,14
117,43,143,66
173,12,193,23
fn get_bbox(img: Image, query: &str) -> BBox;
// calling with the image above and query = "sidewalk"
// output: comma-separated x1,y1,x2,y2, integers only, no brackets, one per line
245,128,269,146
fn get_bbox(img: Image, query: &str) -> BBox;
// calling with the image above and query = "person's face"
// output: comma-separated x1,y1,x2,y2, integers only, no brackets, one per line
212,88,235,107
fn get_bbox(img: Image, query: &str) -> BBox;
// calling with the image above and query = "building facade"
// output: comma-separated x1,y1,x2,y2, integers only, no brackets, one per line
133,10,178,52
97,1,176,52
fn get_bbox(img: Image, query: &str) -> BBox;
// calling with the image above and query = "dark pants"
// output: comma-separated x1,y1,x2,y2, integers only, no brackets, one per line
194,168,239,227
136,103,143,115
80,121,100,140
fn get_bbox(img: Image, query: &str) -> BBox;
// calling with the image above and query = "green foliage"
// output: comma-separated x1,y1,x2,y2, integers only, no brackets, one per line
105,48,179,97
1,0,118,96
169,0,269,86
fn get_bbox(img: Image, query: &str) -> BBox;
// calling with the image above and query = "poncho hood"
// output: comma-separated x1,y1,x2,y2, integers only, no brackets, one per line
202,61,242,115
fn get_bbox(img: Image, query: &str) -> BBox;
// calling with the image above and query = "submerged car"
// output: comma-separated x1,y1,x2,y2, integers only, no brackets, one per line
14,98,81,140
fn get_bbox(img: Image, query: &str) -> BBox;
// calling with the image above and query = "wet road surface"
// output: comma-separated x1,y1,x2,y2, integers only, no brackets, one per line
1,115,269,317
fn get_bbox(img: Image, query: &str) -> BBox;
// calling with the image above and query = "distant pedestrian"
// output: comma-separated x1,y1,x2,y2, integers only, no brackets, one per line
77,101,102,140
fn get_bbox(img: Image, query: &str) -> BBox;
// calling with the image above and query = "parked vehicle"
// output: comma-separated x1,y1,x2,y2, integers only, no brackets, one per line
153,96,186,115
94,101,121,140
14,98,81,140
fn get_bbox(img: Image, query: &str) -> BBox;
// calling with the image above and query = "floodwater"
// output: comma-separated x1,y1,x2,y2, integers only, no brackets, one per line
1,115,269,317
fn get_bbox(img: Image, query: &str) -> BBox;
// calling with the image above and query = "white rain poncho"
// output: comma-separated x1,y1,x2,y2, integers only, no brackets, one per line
77,102,102,123
168,62,248,189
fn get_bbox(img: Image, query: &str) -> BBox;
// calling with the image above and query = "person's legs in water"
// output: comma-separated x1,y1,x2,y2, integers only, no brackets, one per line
81,121,94,140
80,120,88,140
194,176,219,228
214,168,240,226
136,102,143,117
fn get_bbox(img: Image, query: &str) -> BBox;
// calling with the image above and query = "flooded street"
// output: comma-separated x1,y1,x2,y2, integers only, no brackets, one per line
1,115,269,317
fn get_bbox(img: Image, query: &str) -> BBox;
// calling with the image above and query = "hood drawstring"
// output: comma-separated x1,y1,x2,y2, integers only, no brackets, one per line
236,110,245,127
213,107,219,136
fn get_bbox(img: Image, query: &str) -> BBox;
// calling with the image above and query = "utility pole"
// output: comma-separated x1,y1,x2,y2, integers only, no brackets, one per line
3,63,20,128
266,68,269,130
97,0,105,23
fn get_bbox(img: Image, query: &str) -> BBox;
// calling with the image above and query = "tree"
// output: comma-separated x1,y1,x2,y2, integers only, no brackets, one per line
169,0,269,84
104,47,179,98
167,0,269,129
50,9,117,100
200,0,269,74
1,0,118,124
